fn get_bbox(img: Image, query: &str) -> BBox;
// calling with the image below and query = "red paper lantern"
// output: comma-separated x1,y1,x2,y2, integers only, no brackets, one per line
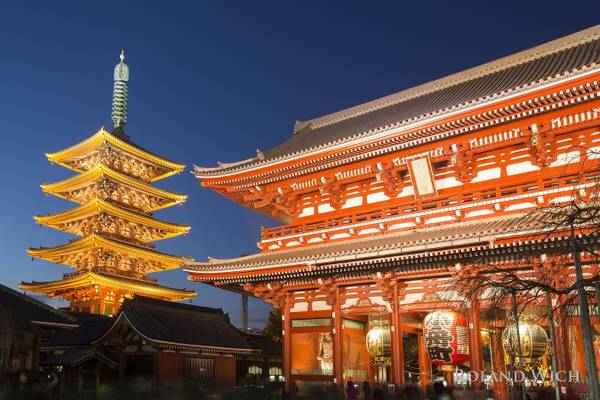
423,311,469,367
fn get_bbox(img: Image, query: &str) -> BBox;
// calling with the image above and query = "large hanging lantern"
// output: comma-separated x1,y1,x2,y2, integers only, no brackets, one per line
502,317,548,365
423,311,470,367
366,320,391,364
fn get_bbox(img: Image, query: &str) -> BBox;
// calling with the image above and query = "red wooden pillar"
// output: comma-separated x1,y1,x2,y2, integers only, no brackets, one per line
554,305,570,395
390,284,405,388
468,305,484,389
417,333,431,391
491,327,508,400
282,294,292,392
569,321,587,383
333,286,344,388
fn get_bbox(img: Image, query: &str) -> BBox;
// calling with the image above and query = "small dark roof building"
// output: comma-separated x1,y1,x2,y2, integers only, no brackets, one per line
90,296,264,385
0,284,76,330
97,295,255,353
0,283,76,379
45,313,114,349
1,290,282,391
42,313,117,370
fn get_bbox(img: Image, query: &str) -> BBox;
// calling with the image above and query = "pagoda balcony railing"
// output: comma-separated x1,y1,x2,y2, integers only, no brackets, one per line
63,269,158,283
259,168,596,250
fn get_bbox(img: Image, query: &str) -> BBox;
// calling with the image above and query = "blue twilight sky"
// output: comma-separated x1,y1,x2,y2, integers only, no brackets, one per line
0,1,599,328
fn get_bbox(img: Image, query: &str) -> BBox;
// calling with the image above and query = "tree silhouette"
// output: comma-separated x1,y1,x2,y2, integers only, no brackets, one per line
263,308,282,343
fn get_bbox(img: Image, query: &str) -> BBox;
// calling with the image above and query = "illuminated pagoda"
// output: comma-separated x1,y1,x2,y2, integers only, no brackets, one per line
186,25,600,398
22,51,195,315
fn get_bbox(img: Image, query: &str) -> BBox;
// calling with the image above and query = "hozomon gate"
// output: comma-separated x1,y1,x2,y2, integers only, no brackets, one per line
186,26,600,397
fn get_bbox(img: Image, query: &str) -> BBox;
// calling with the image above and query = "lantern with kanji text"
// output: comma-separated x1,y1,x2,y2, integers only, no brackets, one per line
423,311,470,369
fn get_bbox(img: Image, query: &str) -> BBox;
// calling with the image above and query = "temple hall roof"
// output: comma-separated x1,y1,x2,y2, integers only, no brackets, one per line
97,296,256,352
42,348,118,368
195,24,600,176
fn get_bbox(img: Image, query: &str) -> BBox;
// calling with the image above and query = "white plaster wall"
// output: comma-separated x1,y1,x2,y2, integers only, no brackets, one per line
506,161,540,176
471,167,501,182
366,191,390,204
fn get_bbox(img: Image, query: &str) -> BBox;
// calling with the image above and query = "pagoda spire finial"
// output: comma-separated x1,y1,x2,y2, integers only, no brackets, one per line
111,50,129,129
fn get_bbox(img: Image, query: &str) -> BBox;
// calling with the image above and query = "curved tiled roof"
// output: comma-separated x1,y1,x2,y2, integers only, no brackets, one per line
21,270,195,301
117,296,253,351
186,214,536,274
0,283,76,331
195,24,600,175
45,313,113,348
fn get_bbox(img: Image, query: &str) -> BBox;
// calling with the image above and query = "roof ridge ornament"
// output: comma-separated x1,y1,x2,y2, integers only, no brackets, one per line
111,50,129,131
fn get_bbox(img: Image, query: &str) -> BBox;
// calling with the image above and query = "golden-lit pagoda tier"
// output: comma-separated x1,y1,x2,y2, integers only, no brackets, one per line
40,164,187,212
28,233,184,274
22,52,195,314
21,271,195,315
46,127,185,182
34,198,190,243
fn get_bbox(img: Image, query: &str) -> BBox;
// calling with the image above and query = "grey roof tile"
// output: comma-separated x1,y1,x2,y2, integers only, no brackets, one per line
0,283,76,330
264,39,600,161
120,296,252,350
187,214,537,273
195,25,600,175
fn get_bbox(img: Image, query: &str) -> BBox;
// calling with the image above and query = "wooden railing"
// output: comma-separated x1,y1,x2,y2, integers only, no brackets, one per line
260,167,595,249
260,113,600,250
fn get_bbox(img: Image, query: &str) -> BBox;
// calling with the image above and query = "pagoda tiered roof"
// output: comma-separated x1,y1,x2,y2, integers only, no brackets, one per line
194,24,600,177
21,271,195,302
34,198,190,242
41,164,187,212
24,53,195,312
46,128,185,181
28,233,185,273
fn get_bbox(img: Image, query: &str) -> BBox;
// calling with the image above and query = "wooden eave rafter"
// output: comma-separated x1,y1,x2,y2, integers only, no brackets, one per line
41,164,187,211
34,198,190,241
21,271,195,301
187,229,598,284
28,233,185,270
46,128,185,181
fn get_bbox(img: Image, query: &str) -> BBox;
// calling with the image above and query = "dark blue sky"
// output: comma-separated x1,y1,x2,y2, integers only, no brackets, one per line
1,1,598,327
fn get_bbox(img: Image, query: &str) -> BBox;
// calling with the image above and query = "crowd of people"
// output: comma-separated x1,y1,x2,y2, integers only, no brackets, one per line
344,379,453,400
288,378,579,399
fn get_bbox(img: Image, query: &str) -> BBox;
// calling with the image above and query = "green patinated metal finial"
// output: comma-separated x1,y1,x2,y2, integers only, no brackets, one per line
111,50,129,129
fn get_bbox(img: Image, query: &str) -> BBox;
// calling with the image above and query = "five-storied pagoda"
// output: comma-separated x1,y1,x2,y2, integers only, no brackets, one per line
186,25,600,397
22,51,195,316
